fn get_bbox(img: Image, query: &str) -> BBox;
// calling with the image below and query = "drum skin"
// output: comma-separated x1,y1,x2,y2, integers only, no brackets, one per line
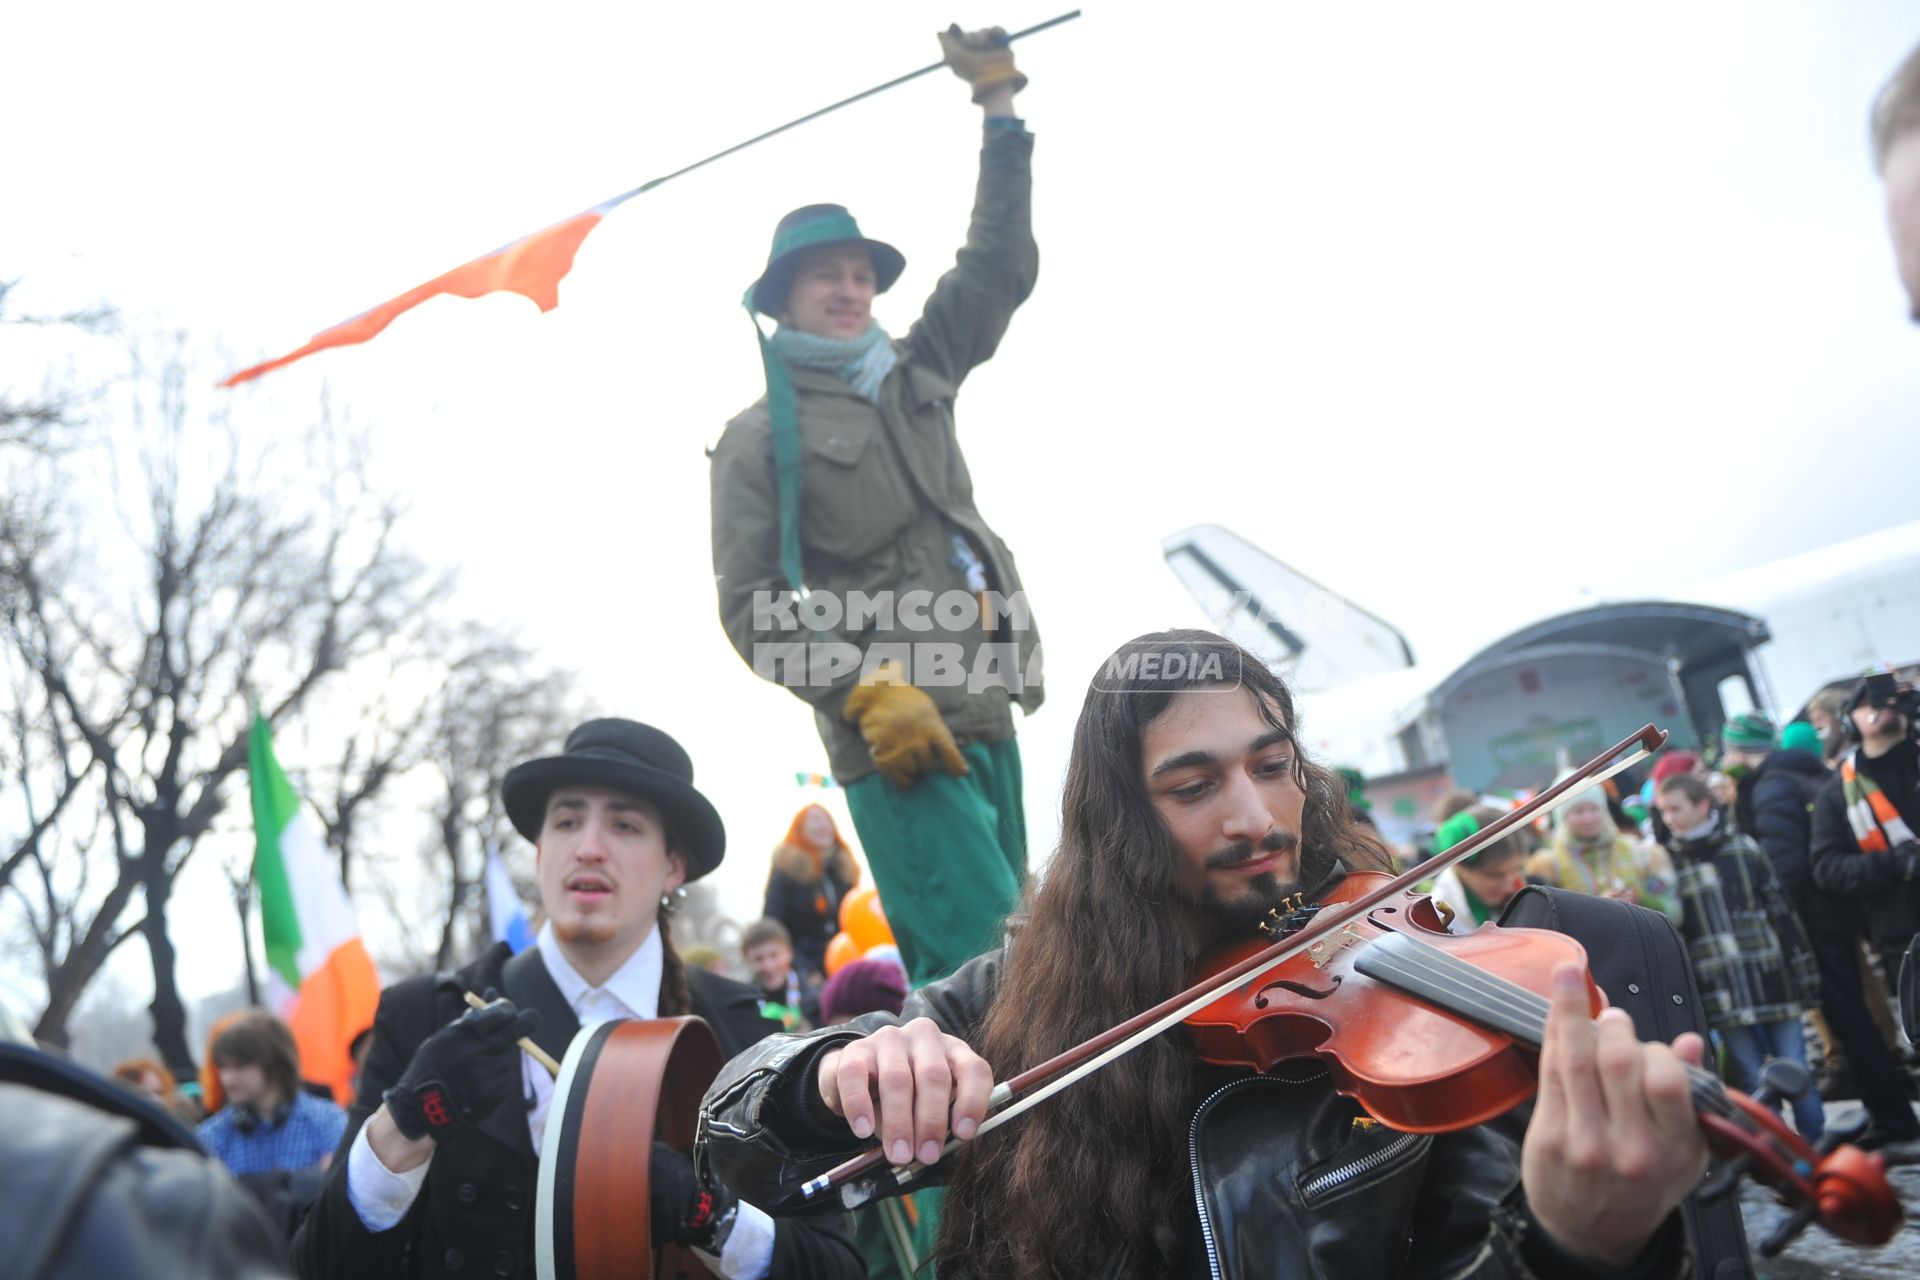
537,1017,724,1280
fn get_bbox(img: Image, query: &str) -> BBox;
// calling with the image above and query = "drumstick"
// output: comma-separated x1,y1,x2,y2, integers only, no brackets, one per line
464,991,563,1076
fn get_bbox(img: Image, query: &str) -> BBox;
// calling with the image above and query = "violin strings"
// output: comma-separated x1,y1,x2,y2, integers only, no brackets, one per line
1357,933,1740,1123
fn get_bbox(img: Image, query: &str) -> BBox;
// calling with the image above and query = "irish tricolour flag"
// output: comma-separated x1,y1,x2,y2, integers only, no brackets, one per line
249,713,381,1104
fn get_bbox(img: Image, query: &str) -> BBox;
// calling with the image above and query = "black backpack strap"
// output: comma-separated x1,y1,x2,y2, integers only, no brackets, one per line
1497,886,1757,1280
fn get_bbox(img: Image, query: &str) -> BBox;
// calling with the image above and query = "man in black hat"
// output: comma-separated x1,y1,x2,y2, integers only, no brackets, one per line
292,719,861,1279
710,25,1042,993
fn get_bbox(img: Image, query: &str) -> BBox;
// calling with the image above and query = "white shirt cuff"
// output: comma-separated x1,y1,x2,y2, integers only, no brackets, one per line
345,1123,432,1232
694,1201,777,1280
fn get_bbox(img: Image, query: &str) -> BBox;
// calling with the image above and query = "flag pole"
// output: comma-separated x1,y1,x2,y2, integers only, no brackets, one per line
616,10,1082,201
219,11,1081,387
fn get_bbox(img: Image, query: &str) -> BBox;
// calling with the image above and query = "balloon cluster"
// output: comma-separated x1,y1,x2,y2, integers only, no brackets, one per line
825,883,901,976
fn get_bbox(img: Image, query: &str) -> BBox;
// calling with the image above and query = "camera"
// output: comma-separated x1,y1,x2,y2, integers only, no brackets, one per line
1845,672,1920,741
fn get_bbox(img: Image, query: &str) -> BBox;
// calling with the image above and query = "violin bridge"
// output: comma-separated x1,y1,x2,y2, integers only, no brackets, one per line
1307,924,1364,969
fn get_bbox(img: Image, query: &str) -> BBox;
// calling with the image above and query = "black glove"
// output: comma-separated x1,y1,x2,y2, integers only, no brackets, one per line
650,1142,737,1251
1894,842,1920,881
383,994,540,1141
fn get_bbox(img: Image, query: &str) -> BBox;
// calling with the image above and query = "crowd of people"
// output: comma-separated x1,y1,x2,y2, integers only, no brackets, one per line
5,24,1920,1280
1398,680,1920,1167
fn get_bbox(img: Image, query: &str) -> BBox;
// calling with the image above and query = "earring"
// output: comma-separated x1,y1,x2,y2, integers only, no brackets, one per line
660,886,687,915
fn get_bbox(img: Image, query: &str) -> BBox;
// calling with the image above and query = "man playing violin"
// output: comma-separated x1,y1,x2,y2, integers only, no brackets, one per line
700,631,1712,1279
293,719,861,1279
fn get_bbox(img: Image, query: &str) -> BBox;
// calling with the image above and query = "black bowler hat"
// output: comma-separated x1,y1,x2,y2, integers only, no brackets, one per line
745,204,906,317
501,719,726,881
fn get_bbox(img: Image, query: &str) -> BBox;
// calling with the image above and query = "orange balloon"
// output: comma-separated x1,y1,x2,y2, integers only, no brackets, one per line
839,884,894,952
824,931,861,977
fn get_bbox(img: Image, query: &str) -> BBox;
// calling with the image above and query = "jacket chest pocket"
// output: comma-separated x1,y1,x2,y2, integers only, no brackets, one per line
1295,1128,1430,1207
800,413,915,564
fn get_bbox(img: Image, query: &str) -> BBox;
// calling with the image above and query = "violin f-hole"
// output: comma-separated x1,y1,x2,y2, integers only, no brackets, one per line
1254,974,1342,1007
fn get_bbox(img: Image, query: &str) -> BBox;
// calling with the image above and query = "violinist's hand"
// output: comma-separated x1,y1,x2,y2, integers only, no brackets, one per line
1523,963,1710,1270
816,1017,995,1168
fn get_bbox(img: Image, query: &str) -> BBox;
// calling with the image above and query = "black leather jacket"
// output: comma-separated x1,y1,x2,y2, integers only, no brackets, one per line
699,949,1683,1280
0,1064,293,1280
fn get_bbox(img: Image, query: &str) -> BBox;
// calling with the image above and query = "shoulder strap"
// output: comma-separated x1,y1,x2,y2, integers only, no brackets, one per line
1496,886,1755,1280
502,945,582,1065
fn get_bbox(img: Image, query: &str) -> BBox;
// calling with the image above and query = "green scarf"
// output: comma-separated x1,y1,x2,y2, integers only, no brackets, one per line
748,317,897,591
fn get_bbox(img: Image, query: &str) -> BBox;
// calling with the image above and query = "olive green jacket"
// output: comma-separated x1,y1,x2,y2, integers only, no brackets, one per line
710,125,1043,784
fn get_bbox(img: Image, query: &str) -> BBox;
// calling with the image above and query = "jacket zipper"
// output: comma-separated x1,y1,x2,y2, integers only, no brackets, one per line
1188,1072,1326,1280
1297,1129,1426,1201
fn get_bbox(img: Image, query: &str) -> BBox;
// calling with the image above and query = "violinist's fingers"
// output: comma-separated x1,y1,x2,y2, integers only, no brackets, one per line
823,1046,873,1137
946,1039,995,1142
1671,1031,1706,1068
1541,963,1608,1162
1593,1007,1659,1174
905,1020,955,1167
1638,1039,1701,1156
870,1026,919,1167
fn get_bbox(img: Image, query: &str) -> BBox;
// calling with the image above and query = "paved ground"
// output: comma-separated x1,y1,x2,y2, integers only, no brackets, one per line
1728,1101,1920,1279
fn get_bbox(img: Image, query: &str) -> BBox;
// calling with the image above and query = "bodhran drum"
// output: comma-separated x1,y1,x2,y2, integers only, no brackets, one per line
537,1017,724,1280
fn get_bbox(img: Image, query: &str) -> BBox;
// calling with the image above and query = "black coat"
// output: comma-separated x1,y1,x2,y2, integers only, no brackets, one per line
1809,738,1920,946
1735,748,1854,933
292,942,861,1280
0,1045,294,1280
764,864,856,982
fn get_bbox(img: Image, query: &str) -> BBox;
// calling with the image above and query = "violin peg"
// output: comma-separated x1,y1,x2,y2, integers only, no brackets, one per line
1751,1058,1811,1108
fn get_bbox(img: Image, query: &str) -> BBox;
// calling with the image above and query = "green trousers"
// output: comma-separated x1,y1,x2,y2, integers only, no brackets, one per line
844,737,1027,989
845,738,1023,1278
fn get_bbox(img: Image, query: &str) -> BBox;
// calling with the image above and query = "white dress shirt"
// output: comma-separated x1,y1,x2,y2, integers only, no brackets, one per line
346,923,775,1279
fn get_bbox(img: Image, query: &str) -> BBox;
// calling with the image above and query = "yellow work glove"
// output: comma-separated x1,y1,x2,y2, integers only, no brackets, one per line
938,24,1026,103
842,662,970,789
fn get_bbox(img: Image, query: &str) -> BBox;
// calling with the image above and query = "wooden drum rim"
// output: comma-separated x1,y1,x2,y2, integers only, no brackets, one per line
536,1017,725,1280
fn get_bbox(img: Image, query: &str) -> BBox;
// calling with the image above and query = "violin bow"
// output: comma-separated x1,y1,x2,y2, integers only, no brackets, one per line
807,724,1666,1207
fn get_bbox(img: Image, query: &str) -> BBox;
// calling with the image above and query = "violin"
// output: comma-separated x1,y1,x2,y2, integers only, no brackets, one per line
803,725,1904,1255
1185,872,1901,1254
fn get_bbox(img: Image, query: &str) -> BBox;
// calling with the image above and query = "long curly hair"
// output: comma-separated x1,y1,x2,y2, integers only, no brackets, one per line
932,630,1390,1279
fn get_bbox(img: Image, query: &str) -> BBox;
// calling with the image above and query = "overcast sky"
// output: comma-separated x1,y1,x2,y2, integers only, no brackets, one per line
5,1,1919,1015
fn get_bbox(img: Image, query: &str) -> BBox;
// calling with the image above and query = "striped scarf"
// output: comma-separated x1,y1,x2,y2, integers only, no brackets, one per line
769,322,897,402
1841,750,1918,852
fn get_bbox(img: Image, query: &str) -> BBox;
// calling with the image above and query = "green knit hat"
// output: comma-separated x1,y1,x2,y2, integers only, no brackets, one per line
1336,766,1371,813
1433,810,1480,854
1779,720,1822,757
1721,712,1777,753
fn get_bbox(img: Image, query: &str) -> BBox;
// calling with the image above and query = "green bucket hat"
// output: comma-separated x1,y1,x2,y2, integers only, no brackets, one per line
745,204,906,317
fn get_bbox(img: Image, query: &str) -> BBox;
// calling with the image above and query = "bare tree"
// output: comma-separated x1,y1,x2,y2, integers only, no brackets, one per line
0,276,113,454
0,335,446,1073
418,627,577,970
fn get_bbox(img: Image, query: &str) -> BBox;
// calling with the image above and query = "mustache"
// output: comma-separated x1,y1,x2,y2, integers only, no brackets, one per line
1204,829,1299,870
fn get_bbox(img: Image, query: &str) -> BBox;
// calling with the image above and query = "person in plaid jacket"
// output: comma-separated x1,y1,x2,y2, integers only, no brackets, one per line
1655,773,1824,1141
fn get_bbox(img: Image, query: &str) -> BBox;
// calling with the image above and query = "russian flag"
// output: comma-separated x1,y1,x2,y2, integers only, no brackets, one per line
485,843,535,954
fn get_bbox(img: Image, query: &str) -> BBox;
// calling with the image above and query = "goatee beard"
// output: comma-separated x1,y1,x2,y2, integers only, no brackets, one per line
554,918,618,946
